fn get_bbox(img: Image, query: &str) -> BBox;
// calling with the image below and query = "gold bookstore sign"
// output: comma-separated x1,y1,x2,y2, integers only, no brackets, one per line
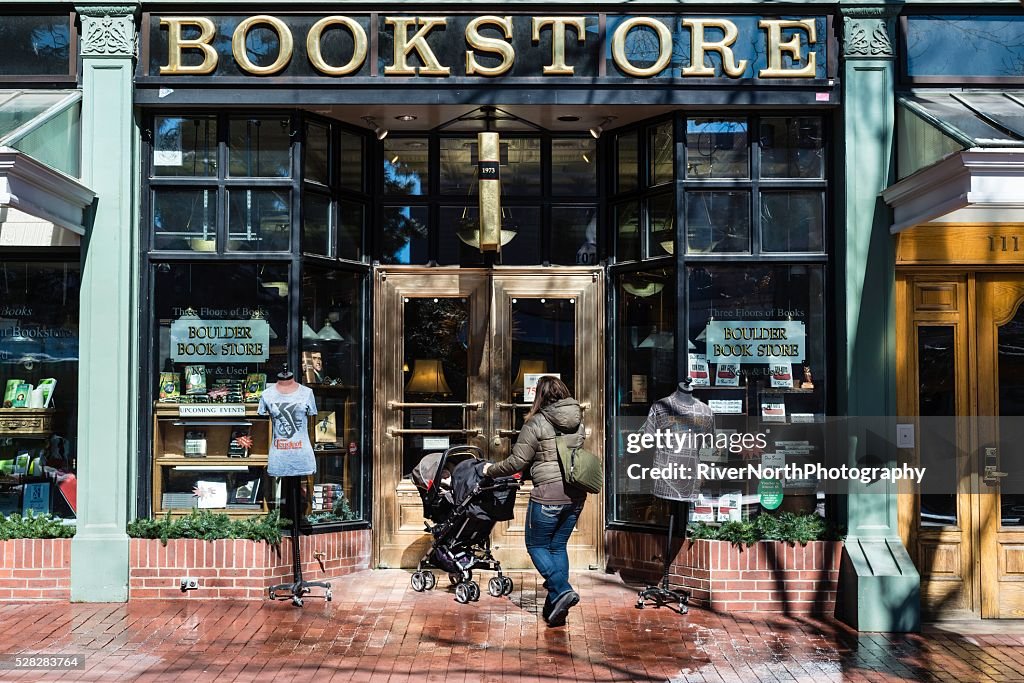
145,14,828,81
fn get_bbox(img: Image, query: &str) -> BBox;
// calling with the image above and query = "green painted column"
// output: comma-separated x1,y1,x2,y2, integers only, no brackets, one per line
70,3,139,602
835,4,920,632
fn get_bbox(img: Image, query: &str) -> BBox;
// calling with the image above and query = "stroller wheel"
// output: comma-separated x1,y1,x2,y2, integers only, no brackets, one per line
449,573,460,585
467,581,480,601
501,576,514,596
410,572,427,592
488,577,504,598
455,583,471,604
423,572,437,591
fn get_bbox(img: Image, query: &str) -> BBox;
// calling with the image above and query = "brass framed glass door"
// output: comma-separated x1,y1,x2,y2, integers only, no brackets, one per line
373,268,604,570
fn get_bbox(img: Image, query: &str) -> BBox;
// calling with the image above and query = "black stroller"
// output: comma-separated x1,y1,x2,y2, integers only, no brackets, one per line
409,445,521,603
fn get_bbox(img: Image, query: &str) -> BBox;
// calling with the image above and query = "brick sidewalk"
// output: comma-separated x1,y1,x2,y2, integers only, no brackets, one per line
0,570,1021,682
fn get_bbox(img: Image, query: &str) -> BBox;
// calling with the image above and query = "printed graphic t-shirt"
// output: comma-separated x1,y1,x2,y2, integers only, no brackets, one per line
258,383,318,477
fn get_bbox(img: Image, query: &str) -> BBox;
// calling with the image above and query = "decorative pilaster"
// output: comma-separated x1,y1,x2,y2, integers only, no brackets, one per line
71,2,139,603
835,4,920,633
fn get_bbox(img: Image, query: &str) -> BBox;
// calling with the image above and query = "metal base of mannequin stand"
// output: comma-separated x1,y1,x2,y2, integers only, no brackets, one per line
268,477,332,608
636,503,689,614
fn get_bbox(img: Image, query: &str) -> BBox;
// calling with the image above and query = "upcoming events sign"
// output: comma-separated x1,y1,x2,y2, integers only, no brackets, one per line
705,320,805,364
170,319,270,363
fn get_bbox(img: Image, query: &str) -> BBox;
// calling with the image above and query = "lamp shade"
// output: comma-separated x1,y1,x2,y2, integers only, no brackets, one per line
405,359,453,395
512,359,548,394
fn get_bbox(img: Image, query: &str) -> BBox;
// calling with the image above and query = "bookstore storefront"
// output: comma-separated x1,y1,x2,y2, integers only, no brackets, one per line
0,2,925,630
133,9,838,566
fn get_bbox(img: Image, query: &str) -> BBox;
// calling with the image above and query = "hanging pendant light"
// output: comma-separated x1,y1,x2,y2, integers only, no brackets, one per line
317,318,343,341
301,317,319,340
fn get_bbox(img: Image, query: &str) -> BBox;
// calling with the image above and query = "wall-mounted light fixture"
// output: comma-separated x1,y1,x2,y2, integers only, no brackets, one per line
589,116,617,139
361,116,389,140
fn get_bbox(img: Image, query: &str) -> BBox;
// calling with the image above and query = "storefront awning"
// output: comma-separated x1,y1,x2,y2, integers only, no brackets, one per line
884,91,1024,233
0,90,93,245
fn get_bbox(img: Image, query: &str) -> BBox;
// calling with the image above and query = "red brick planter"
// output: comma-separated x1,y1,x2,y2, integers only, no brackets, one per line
606,530,841,615
129,529,371,599
0,539,72,600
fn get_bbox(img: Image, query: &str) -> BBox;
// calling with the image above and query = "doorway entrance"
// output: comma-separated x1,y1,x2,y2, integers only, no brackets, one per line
373,267,604,569
899,271,1024,617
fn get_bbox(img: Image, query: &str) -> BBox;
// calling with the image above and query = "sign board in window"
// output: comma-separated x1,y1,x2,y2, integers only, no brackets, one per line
705,320,805,364
170,319,270,363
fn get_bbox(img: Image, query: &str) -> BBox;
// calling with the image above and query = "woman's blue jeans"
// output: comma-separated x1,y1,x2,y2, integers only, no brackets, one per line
525,499,585,604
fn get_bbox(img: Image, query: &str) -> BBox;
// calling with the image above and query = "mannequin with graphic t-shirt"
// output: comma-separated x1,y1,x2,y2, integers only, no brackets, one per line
636,378,714,613
264,365,332,607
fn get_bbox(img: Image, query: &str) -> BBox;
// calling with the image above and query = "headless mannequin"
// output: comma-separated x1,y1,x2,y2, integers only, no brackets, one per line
266,364,331,606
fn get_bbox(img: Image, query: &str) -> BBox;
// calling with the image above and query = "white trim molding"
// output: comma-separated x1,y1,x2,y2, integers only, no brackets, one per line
882,149,1024,233
0,146,95,236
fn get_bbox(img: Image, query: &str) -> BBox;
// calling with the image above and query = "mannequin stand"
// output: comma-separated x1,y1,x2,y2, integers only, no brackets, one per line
268,477,333,607
636,501,690,614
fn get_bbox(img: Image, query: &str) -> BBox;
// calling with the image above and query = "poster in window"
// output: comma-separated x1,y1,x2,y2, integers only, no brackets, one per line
715,362,740,387
687,354,710,386
770,361,794,388
525,373,561,403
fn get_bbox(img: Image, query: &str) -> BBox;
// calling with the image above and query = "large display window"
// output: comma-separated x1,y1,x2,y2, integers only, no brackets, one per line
0,258,79,520
609,112,829,528
142,110,371,527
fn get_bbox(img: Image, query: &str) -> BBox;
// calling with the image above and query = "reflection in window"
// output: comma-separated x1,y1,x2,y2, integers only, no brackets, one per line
613,268,675,525
686,119,749,179
917,326,957,528
227,189,291,252
339,131,363,191
301,267,366,524
338,200,363,262
551,206,598,266
441,137,541,196
302,192,331,256
760,191,824,253
617,130,640,192
153,116,217,177
381,206,429,264
686,191,750,253
402,297,469,475
998,305,1024,527
304,122,330,186
905,16,1024,79
0,15,71,76
649,121,674,186
510,299,576,430
153,189,216,251
384,138,429,195
615,201,640,262
229,116,292,177
0,261,80,519
760,117,824,179
648,193,674,257
552,139,597,196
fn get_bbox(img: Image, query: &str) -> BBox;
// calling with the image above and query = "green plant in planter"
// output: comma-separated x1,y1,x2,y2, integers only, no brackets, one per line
687,512,844,547
127,510,282,546
0,512,75,540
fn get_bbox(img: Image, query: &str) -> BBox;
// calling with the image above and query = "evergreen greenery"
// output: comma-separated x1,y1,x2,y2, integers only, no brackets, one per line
0,512,76,540
687,512,844,547
126,509,282,546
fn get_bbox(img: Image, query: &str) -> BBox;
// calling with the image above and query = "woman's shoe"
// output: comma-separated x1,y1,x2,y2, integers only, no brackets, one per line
542,594,555,622
546,590,579,627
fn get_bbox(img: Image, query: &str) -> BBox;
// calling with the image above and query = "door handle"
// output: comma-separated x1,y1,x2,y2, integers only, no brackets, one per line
984,446,1008,486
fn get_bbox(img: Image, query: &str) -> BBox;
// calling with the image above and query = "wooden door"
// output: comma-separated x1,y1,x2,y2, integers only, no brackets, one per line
373,268,604,570
897,274,977,618
977,274,1024,617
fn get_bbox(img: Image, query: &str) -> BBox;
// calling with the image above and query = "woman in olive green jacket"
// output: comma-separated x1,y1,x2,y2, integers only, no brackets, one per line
484,376,586,626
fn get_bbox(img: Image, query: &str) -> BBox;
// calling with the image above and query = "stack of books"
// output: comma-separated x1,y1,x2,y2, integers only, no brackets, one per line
312,483,343,512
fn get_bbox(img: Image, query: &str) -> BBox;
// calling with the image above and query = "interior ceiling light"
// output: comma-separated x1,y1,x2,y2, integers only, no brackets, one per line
395,114,417,122
361,116,389,140
558,115,580,122
589,116,617,139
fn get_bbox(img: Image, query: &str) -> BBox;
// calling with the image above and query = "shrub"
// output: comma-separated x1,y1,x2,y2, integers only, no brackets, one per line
0,512,76,540
127,509,282,546
687,512,844,547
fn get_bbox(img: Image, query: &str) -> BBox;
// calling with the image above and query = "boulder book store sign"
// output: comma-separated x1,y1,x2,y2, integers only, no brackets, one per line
142,13,828,82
